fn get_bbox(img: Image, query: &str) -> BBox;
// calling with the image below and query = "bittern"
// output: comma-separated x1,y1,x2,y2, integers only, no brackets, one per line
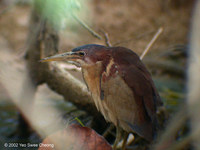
41,44,162,149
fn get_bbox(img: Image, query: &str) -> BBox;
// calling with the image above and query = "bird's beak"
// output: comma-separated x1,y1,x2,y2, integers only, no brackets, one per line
40,52,81,62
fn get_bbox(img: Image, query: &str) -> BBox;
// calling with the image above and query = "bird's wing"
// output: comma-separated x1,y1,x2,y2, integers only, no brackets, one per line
117,62,159,141
101,64,156,141
101,47,161,141
119,64,157,122
113,47,161,122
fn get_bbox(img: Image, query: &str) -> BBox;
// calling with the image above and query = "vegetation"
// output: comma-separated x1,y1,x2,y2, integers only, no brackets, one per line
0,0,197,149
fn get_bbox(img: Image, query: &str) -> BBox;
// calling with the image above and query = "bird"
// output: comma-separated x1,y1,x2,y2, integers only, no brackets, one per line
41,44,162,149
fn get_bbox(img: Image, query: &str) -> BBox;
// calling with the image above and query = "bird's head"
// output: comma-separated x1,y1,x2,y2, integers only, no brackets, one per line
40,44,111,67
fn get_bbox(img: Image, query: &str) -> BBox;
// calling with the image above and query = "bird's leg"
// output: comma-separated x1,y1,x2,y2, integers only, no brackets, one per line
113,126,122,150
121,132,129,150
103,124,115,138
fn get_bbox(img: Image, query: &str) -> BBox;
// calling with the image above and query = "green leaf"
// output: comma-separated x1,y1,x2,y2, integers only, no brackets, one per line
74,117,85,127
34,0,83,29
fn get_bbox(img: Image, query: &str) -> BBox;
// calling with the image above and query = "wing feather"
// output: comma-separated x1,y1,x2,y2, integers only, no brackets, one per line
111,47,161,140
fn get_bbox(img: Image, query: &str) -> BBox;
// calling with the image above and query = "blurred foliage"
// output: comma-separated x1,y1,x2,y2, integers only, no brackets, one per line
0,101,18,138
0,0,190,148
0,97,83,149
162,88,184,112
154,76,185,113
34,0,83,29
152,46,186,113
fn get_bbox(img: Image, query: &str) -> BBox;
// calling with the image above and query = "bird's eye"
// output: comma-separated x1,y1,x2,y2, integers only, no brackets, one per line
79,52,85,56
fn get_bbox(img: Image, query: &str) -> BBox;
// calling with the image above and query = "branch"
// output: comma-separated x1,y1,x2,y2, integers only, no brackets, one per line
25,6,100,116
71,13,102,40
43,62,97,114
100,30,112,47
140,27,163,60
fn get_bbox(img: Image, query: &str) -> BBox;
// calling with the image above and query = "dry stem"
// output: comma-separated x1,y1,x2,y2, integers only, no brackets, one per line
140,27,163,60
71,13,102,40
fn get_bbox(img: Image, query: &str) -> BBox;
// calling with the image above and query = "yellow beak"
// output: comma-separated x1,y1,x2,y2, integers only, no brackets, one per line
40,52,81,62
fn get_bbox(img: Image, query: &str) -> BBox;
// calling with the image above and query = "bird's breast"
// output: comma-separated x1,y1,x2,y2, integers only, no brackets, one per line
81,62,109,118
82,60,138,132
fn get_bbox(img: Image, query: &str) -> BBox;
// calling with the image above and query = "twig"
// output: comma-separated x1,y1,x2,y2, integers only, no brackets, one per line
140,27,163,60
103,124,115,137
100,30,112,47
71,13,102,40
113,30,155,46
104,32,112,47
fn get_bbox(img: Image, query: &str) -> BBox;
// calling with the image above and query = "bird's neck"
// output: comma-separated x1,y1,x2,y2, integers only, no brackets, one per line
81,62,103,110
82,61,102,92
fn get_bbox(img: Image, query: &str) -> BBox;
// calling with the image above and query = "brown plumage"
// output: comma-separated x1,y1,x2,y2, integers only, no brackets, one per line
41,44,162,143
